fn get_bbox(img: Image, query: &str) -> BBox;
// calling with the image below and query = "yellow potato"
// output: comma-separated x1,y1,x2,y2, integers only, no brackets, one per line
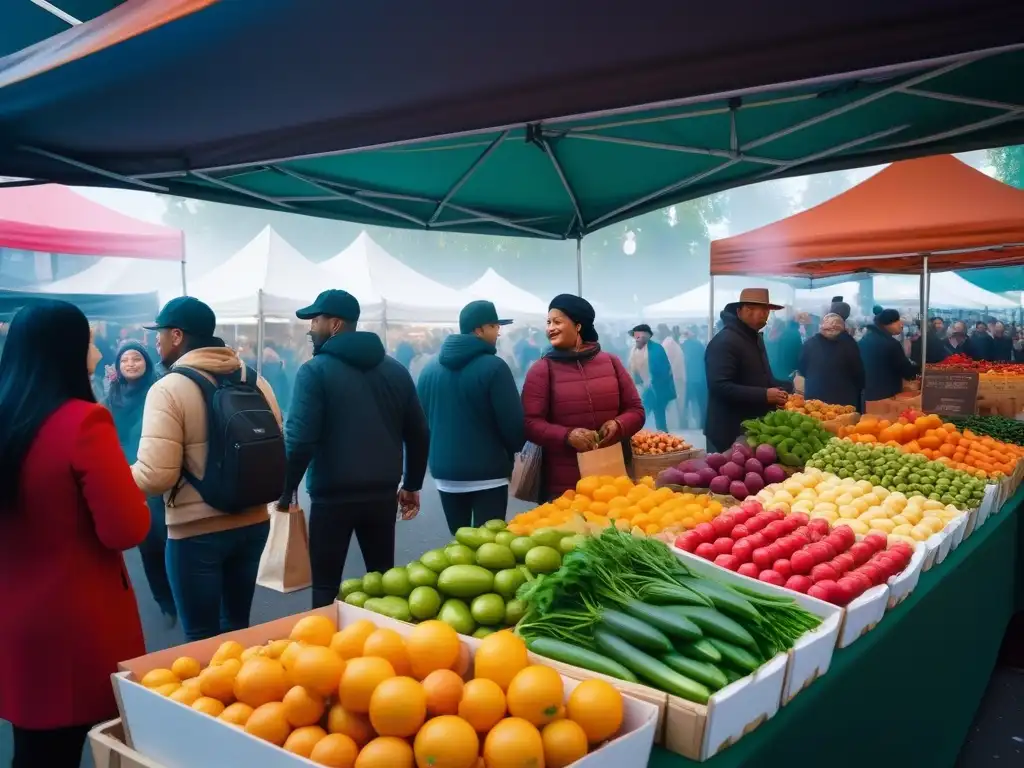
923,500,946,511
847,519,870,535
891,515,910,527
860,493,880,507
902,509,922,525
859,508,887,522
873,486,891,499
911,525,933,541
921,516,945,533
869,519,896,533
839,505,859,519
892,524,914,537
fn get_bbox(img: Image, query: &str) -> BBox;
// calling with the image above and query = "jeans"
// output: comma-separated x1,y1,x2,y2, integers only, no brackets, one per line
165,520,270,642
137,496,176,618
12,723,92,768
309,499,396,609
438,487,509,534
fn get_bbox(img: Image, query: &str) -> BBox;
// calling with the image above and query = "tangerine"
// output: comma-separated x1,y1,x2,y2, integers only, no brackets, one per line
330,620,377,660
482,717,544,768
405,621,460,679
284,725,327,758
338,656,395,713
309,733,359,767
140,669,179,689
506,665,564,727
542,719,589,767
240,645,266,662
291,615,338,647
199,661,238,704
368,676,426,737
282,684,326,727
169,684,201,706
473,631,528,691
353,736,414,768
245,701,292,746
362,628,412,676
291,645,346,697
191,697,226,717
170,657,201,680
413,715,480,768
266,638,292,659
422,669,464,716
152,682,180,697
457,678,506,733
280,641,305,671
566,679,623,742
210,640,244,666
327,702,375,746
219,702,254,727
233,656,290,707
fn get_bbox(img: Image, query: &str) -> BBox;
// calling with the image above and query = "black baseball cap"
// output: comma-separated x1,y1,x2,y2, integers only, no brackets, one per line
459,300,512,334
630,323,654,336
144,296,216,336
296,289,361,322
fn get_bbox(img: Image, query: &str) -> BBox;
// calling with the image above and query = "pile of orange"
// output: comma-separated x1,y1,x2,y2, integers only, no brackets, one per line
837,413,1024,479
139,614,624,767
508,474,723,537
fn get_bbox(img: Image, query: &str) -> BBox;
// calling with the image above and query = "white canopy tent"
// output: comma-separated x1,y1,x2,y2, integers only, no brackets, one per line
873,273,1017,310
41,255,185,303
464,268,548,322
643,277,796,320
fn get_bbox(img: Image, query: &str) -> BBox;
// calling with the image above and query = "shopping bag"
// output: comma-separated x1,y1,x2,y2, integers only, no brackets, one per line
510,442,543,502
256,504,312,593
577,441,627,479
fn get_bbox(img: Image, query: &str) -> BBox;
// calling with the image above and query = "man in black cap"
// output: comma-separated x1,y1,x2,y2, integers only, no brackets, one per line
417,300,524,534
278,289,430,608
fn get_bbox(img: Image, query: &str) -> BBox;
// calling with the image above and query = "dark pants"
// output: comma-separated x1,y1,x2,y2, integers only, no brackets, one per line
137,496,176,617
309,499,396,609
165,520,270,641
438,486,509,534
12,723,92,768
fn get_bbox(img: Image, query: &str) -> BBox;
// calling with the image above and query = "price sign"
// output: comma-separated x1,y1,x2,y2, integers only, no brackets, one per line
921,371,980,416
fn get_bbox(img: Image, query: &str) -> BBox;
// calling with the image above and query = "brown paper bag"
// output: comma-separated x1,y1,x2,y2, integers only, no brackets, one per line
257,505,312,593
577,442,627,478
510,442,543,502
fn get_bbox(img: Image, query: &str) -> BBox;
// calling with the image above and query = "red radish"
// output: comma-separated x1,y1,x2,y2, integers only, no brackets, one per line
765,543,784,563
848,542,873,566
858,563,883,585
714,554,741,571
809,580,837,602
731,540,754,563
677,531,703,552
746,532,768,549
807,529,824,543
830,579,855,606
847,571,872,593
863,533,888,552
838,575,865,600
785,575,813,593
740,499,763,517
764,520,788,540
833,553,856,573
731,524,751,539
694,522,717,543
765,509,786,522
807,542,831,564
712,515,734,537
810,563,839,583
773,559,793,579
833,525,856,546
695,542,717,559
874,555,899,578
713,537,735,556
758,570,786,586
808,518,831,536
819,541,838,560
790,550,815,575
784,516,803,533
745,517,766,533
737,562,761,579
790,512,810,526
752,547,775,570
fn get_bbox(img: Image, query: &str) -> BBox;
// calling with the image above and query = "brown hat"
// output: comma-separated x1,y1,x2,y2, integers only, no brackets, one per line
736,287,784,310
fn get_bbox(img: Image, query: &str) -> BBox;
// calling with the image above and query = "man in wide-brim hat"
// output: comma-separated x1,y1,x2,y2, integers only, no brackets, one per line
703,288,793,452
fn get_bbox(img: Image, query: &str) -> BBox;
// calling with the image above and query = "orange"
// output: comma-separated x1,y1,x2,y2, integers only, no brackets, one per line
169,684,201,706
338,656,395,713
542,720,589,767
457,678,506,733
506,665,564,726
199,661,238,704
422,669,464,716
473,632,528,691
233,656,290,708
291,645,346,697
241,645,266,663
406,620,460,679
353,736,414,768
327,702,375,746
575,476,601,497
266,638,292,659
284,725,328,758
283,684,326,727
219,702,254,727
362,628,412,676
368,676,426,737
413,715,480,768
170,657,201,680
210,640,245,666
152,682,180,697
192,696,226,716
291,615,338,647
140,668,179,689
309,733,359,767
482,717,545,768
280,641,305,672
245,701,292,746
330,620,377,660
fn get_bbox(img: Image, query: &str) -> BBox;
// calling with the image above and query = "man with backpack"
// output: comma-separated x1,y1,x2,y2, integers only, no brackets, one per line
133,297,285,641
278,290,429,609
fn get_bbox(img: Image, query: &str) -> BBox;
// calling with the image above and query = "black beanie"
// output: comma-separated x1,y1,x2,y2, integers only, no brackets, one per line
829,295,851,321
549,294,599,342
872,304,883,316
875,308,901,326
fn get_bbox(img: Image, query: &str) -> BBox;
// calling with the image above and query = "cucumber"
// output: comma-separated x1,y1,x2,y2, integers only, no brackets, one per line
593,629,710,704
622,600,702,642
598,609,673,654
707,637,762,674
723,667,745,684
525,637,639,683
639,582,713,607
676,638,722,664
679,579,762,624
664,606,756,649
660,653,728,691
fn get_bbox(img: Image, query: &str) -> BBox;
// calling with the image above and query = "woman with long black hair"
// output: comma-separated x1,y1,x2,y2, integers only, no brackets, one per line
0,301,150,768
106,341,178,627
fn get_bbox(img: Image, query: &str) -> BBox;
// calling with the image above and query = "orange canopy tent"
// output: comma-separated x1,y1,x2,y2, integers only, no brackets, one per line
710,155,1024,280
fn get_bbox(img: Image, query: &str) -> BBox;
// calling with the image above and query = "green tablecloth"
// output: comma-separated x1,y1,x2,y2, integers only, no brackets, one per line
650,489,1022,767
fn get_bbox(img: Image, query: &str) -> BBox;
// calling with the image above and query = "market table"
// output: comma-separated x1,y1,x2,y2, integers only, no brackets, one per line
650,488,1023,767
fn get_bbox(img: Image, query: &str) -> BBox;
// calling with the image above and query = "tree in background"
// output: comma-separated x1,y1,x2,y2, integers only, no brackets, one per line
989,145,1024,189
962,146,1024,293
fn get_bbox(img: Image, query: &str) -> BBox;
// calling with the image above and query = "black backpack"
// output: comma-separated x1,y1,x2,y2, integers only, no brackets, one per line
171,365,286,513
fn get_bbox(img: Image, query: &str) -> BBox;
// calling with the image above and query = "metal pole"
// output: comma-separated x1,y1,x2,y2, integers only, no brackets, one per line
575,237,583,295
921,255,930,388
256,288,265,378
382,299,390,350
708,275,715,342
180,233,188,295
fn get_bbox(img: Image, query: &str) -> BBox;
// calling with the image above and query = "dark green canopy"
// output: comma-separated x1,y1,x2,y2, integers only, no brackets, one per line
0,1,121,58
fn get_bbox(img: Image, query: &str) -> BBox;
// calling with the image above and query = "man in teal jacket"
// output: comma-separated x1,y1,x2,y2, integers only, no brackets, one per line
417,300,525,533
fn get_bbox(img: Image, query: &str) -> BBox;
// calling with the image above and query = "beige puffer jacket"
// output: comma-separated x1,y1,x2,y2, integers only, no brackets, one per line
132,346,283,540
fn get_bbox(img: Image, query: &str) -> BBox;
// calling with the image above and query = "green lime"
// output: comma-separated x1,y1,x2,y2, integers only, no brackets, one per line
476,543,516,570
381,567,412,597
524,545,562,574
531,528,568,548
407,562,439,588
445,544,477,565
408,586,442,620
482,519,508,531
420,549,451,573
362,571,384,597
438,599,476,636
344,591,369,608
473,626,499,639
504,598,528,625
509,537,537,562
339,578,364,598
470,593,507,626
559,534,586,554
494,531,517,547
492,568,525,600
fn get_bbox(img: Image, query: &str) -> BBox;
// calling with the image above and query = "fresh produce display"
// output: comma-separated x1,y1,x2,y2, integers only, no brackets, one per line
836,413,1023,479
515,527,823,703
340,520,549,637
673,499,916,605
753,469,965,543
948,414,1024,448
631,429,692,455
658,440,788,499
804,440,989,509
931,353,1024,373
742,410,832,466
783,395,857,421
139,613,626,766
508,474,724,537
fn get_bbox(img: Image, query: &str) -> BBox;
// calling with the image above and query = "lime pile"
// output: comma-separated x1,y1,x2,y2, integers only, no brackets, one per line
339,521,576,637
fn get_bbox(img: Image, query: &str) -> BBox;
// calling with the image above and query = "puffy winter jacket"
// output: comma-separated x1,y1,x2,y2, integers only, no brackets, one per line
522,344,645,499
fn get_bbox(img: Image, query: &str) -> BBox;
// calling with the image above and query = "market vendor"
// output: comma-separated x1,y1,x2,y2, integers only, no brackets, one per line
704,288,792,453
859,308,920,401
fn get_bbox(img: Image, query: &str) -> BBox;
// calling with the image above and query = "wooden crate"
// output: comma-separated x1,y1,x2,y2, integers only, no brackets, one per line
89,720,165,768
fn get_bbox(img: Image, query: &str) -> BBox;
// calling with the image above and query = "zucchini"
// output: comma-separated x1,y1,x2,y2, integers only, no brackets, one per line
676,638,722,664
598,609,673,654
622,600,702,642
660,653,728,691
525,637,638,683
639,582,713,607
680,578,762,624
664,606,756,649
707,637,762,674
593,629,710,704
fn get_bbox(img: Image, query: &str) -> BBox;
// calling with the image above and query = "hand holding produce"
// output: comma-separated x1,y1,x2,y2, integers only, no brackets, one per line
766,388,789,406
569,428,600,452
632,430,692,455
659,441,787,499
784,395,856,421
742,410,831,466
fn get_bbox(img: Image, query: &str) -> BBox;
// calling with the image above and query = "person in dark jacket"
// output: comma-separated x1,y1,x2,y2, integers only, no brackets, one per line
943,320,973,359
681,326,706,429
968,321,994,362
628,323,676,432
910,317,949,365
418,300,524,534
766,316,803,382
990,322,1013,362
704,288,793,453
105,341,177,627
279,290,430,608
798,313,865,409
859,309,919,401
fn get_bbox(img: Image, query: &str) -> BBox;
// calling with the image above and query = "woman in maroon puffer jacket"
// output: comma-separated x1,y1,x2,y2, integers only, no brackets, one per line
522,295,646,499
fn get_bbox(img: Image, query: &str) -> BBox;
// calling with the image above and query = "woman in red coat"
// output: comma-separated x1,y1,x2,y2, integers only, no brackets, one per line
0,301,150,768
522,295,646,499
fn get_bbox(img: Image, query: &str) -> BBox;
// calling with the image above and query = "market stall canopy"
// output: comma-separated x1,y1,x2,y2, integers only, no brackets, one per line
320,231,468,324
0,286,158,321
711,156,1024,279
874,273,1018,310
0,2,1023,238
40,254,184,301
0,183,182,259
0,1,124,58
644,277,796,320
464,268,548,322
